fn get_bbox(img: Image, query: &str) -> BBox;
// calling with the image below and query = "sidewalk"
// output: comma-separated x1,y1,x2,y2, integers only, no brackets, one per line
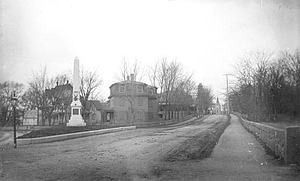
184,114,299,181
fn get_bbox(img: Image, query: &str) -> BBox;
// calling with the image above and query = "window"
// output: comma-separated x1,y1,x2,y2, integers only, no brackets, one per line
114,84,119,92
119,84,125,92
138,98,143,106
107,113,111,121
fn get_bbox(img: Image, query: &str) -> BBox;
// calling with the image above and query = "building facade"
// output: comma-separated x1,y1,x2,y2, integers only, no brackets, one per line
84,100,113,125
44,82,73,125
211,98,222,114
108,76,158,125
23,110,42,125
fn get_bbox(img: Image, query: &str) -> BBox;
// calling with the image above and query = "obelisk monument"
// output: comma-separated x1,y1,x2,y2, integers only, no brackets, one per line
67,57,86,126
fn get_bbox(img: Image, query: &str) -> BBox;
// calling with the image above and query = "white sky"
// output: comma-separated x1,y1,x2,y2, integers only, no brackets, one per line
1,0,300,102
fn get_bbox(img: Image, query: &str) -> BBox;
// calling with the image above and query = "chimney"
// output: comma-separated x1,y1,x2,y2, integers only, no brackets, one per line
130,74,134,81
67,80,69,84
56,81,58,86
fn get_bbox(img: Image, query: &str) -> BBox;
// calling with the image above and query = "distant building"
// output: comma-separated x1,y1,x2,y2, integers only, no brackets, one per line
23,110,42,125
108,74,158,125
158,91,196,120
44,82,73,125
84,100,112,125
45,81,73,107
211,98,222,114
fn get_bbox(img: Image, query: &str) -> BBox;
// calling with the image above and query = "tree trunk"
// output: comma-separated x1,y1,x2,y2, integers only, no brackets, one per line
41,108,45,125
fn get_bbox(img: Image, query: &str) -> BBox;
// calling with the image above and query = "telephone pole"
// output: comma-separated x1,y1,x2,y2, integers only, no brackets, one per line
223,74,231,115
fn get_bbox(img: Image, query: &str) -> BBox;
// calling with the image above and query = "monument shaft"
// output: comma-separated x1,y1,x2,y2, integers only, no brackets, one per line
67,57,86,126
73,58,79,92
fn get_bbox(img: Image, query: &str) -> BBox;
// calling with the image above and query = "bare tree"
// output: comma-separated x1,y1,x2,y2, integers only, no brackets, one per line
276,50,300,116
25,66,73,125
172,74,196,118
118,58,129,81
80,67,102,120
196,83,214,115
148,60,159,87
0,81,24,126
230,50,300,121
232,51,273,121
44,74,71,125
150,58,185,119
116,58,143,82
26,66,49,125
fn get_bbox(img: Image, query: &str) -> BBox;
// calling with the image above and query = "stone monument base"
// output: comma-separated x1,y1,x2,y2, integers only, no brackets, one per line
67,115,86,126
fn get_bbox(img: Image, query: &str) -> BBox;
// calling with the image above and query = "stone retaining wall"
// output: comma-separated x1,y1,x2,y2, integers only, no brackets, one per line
235,113,300,165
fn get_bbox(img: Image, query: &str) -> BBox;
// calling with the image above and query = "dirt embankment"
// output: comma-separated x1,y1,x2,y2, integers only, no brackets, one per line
166,116,230,161
153,115,230,178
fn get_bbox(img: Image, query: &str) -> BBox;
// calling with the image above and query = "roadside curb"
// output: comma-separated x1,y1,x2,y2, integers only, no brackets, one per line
17,126,136,145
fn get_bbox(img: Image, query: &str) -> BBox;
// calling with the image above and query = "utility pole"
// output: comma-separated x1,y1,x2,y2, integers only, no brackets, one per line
223,74,231,115
11,91,18,148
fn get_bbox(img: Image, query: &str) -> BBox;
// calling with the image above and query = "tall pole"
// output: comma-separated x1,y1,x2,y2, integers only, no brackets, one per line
11,91,17,148
226,74,230,115
13,105,16,148
223,74,230,115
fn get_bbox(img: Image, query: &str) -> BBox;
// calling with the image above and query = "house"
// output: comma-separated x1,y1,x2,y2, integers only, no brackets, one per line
23,110,42,125
108,74,158,125
44,82,73,125
158,91,195,120
84,100,112,125
211,98,222,114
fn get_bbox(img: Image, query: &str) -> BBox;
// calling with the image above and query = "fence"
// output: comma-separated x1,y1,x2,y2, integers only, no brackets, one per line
135,114,195,128
235,113,300,165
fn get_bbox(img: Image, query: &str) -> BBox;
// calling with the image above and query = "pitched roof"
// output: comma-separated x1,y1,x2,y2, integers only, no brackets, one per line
45,83,72,97
109,80,147,88
85,100,109,110
109,79,158,88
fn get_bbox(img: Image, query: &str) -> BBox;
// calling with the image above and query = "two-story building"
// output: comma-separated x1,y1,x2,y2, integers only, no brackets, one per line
108,74,158,125
44,82,73,125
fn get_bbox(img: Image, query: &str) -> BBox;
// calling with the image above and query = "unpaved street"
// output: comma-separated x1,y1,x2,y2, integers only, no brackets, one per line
0,115,298,181
1,115,224,181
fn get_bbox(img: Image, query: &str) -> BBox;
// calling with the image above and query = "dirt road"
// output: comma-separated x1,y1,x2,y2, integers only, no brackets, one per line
0,115,298,181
